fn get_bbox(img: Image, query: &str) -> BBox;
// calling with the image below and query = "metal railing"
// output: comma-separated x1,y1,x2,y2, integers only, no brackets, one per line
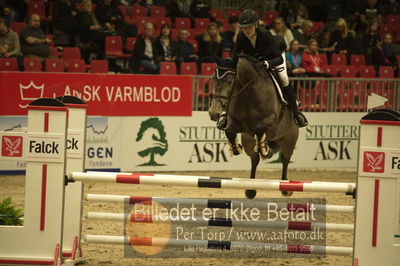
192,76,400,112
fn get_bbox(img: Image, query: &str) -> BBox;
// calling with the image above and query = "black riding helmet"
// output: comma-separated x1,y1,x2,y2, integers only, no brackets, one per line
239,9,258,27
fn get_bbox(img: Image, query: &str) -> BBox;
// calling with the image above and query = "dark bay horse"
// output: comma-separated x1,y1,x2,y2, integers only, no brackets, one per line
209,55,299,198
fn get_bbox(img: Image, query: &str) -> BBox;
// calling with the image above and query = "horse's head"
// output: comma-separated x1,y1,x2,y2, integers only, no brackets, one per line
208,58,236,121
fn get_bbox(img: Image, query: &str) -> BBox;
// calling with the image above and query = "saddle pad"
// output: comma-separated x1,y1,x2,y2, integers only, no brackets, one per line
267,71,288,105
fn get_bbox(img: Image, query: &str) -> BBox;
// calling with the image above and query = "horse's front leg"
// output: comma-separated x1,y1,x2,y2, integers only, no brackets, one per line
281,154,293,196
225,131,242,156
242,134,260,199
254,132,273,159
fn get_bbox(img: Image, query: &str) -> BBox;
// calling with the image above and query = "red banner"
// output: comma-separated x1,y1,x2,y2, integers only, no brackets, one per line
0,72,192,116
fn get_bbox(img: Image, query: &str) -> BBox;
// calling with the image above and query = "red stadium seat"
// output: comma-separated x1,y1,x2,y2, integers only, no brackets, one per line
130,5,147,17
263,11,278,25
66,59,86,73
63,47,81,61
45,59,65,72
340,66,357,77
187,39,198,52
331,53,347,65
155,17,172,30
226,10,241,19
175,17,191,29
180,62,197,75
160,61,177,74
0,58,18,71
379,66,394,78
209,9,223,20
134,16,153,27
350,54,366,71
195,18,209,33
150,6,166,18
9,22,25,34
201,63,216,76
379,24,396,38
359,65,376,78
321,65,339,76
89,60,108,73
50,47,62,58
386,14,400,25
311,21,325,32
125,37,137,53
24,58,42,72
319,53,328,65
28,0,48,21
105,36,130,59
198,63,216,97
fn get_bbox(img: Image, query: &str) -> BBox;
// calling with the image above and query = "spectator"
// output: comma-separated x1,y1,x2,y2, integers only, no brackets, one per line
302,38,331,77
4,0,27,22
285,39,306,76
52,0,78,46
189,0,211,19
130,22,159,74
196,22,223,63
168,0,193,24
328,18,355,59
0,1,16,25
154,24,176,63
95,0,136,37
223,16,239,50
293,20,313,50
76,0,109,59
269,17,294,50
286,2,309,30
359,0,382,31
362,20,380,64
371,33,398,76
19,14,53,62
175,27,198,66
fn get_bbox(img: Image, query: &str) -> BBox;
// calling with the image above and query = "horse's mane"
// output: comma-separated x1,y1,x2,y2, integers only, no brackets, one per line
238,54,271,81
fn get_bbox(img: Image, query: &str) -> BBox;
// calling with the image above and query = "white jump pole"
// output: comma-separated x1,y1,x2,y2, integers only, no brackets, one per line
353,109,400,266
59,96,87,265
0,98,68,266
83,235,353,256
70,172,356,194
85,212,354,233
85,193,355,214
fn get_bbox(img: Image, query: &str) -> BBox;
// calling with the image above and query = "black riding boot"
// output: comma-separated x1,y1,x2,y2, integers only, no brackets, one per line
284,84,308,127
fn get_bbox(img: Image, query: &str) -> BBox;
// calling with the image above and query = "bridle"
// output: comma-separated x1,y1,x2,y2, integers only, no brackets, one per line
210,67,236,109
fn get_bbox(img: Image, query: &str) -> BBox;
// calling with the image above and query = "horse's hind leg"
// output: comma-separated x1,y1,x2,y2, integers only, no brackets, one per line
281,155,293,196
225,131,243,156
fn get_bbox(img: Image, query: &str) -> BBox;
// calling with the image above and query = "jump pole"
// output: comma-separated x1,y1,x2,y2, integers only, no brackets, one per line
85,212,354,233
85,193,355,213
353,109,400,266
0,98,68,266
82,235,354,256
70,172,356,194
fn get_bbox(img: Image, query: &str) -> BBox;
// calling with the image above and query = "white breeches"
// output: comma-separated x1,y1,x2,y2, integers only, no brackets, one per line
275,52,289,87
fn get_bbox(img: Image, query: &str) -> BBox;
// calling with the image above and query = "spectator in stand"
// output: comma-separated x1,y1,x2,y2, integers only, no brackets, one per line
327,18,355,61
168,0,193,24
76,0,109,59
130,22,159,74
302,38,331,77
358,0,382,32
189,0,211,19
154,24,176,63
95,0,122,34
223,16,239,50
0,1,16,25
4,0,27,22
286,2,309,30
371,33,399,76
285,39,306,76
196,22,223,63
175,27,198,66
293,20,313,50
0,19,23,70
269,17,294,50
362,20,380,64
19,14,53,62
53,0,78,46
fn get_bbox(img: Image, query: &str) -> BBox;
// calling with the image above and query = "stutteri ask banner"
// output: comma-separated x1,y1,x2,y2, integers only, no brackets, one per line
120,112,366,171
0,72,192,116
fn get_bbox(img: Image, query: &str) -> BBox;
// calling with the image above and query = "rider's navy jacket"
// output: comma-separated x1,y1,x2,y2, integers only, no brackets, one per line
231,26,283,68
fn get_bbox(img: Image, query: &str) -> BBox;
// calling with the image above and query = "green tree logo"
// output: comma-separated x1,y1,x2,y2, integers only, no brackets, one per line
136,118,168,166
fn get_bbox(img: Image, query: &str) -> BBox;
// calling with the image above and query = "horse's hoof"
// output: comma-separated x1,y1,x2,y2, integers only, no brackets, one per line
245,189,257,199
281,190,293,196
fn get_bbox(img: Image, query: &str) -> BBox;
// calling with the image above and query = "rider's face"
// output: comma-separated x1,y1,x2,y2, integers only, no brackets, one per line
242,24,256,38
